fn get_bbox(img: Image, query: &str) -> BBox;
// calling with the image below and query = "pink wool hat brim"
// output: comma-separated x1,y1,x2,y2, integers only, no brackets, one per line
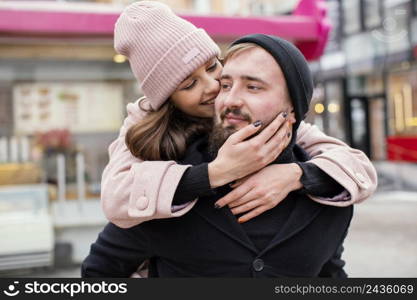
114,1,220,110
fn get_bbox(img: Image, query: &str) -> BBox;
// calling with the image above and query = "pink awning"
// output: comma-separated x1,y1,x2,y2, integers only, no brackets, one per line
0,0,330,60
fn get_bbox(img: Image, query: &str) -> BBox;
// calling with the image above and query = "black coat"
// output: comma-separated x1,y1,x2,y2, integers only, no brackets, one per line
82,137,353,278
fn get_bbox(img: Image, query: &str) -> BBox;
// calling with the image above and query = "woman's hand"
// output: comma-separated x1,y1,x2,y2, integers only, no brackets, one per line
208,112,291,188
214,163,304,223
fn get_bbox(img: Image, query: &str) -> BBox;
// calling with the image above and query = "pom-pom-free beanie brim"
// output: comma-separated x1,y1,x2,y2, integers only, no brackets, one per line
115,1,220,110
141,29,220,110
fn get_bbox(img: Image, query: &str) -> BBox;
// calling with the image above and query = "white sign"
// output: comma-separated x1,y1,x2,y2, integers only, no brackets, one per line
13,82,124,134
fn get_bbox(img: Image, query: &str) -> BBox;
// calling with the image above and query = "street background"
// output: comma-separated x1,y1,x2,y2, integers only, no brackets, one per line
0,0,416,278
9,191,417,278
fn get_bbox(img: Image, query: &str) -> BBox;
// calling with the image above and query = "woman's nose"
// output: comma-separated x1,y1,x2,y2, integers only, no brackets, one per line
205,75,220,95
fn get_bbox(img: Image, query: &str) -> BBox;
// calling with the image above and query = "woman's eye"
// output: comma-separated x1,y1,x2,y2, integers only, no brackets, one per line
207,62,217,71
182,80,196,90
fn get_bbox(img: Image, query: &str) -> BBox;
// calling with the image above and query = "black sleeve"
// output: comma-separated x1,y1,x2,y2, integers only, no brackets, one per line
296,162,345,197
81,223,151,278
172,163,217,206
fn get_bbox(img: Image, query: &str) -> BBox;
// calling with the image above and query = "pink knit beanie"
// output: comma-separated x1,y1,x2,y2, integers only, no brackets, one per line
114,1,220,110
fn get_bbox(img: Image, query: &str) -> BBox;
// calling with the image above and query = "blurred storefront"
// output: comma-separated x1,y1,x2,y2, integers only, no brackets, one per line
311,0,417,162
0,0,330,189
385,0,417,162
387,66,417,161
0,0,331,271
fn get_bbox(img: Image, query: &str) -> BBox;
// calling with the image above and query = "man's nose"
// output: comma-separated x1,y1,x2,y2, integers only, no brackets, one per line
223,87,243,108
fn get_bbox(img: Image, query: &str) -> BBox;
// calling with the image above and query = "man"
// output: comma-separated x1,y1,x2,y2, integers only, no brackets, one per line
82,34,352,278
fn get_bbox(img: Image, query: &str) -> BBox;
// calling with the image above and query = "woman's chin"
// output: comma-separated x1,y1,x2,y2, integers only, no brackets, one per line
195,106,215,118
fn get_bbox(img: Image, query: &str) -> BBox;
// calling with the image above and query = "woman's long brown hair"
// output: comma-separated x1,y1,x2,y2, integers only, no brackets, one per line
125,99,212,161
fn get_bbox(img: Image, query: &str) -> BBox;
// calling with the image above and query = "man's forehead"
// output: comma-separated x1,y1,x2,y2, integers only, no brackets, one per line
222,47,283,79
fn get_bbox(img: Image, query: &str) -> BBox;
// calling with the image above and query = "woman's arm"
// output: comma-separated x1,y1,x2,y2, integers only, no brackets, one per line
103,98,375,228
296,121,378,206
176,121,377,209
296,162,345,197
172,163,214,206
102,100,289,228
101,99,195,228
81,223,151,278
212,122,376,222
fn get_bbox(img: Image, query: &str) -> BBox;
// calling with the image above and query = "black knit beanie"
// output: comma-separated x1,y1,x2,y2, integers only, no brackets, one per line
230,34,313,131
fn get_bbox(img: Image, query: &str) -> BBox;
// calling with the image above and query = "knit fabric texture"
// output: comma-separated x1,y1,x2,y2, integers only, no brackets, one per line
114,1,220,110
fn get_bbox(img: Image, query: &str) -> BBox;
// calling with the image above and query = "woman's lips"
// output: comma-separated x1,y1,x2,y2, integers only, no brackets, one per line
200,98,215,105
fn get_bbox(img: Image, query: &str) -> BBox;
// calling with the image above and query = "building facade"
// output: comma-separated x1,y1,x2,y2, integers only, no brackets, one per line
311,0,417,162
0,0,330,189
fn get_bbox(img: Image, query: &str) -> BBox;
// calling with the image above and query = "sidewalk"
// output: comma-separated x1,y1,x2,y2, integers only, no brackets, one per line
343,191,417,277
374,161,417,191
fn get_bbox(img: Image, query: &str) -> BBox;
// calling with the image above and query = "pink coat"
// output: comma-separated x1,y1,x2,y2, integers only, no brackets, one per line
101,99,378,228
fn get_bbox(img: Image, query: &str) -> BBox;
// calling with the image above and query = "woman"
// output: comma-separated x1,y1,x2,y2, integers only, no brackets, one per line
101,1,377,229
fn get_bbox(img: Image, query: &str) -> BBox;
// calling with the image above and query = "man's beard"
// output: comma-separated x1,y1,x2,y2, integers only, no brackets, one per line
208,107,252,157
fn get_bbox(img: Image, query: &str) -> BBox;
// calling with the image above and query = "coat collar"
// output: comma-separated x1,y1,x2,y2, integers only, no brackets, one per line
193,192,259,254
193,190,323,256
258,193,323,256
185,134,322,255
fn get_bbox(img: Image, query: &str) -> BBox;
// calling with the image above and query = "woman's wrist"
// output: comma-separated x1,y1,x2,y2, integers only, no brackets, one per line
208,160,230,188
288,163,304,191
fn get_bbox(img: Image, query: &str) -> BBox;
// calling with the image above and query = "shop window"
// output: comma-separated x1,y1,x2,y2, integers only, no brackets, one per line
306,84,325,132
412,17,417,46
272,0,298,15
347,74,384,96
365,75,385,95
3,81,126,197
414,0,417,16
0,83,13,137
369,97,387,160
346,74,386,159
342,0,362,35
383,0,412,54
347,76,366,96
325,0,342,53
324,81,346,142
388,69,417,136
350,98,368,153
13,82,124,135
225,0,241,15
193,0,211,14
250,2,266,16
363,0,383,30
